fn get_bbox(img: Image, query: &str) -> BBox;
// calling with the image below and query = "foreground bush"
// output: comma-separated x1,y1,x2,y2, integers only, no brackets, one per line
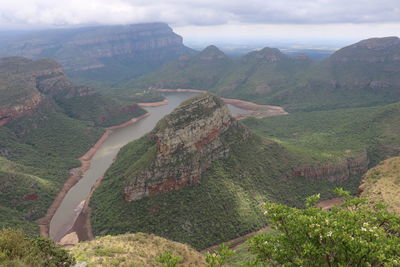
249,190,400,266
0,229,75,266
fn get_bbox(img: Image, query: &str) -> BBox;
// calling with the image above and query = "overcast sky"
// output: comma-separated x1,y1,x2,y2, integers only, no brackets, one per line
1,0,400,47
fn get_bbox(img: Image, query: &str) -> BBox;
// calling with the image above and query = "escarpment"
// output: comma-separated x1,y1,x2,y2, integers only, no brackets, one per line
123,94,250,201
290,151,369,182
0,23,193,86
0,57,146,127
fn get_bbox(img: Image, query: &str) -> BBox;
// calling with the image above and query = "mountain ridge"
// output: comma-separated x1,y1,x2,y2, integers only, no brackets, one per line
123,36,400,112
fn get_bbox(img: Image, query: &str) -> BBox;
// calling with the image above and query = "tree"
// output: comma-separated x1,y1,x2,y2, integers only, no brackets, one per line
248,189,400,266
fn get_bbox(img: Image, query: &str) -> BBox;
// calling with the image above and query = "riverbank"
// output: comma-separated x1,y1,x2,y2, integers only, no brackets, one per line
137,100,169,107
157,89,288,119
37,113,150,240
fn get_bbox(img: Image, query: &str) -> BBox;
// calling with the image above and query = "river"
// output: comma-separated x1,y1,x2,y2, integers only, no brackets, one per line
49,92,250,241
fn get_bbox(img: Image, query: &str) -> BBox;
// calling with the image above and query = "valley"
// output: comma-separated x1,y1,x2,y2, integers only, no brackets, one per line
47,93,257,245
0,18,400,266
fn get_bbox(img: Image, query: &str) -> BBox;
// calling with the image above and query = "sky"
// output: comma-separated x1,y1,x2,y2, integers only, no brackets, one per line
0,0,400,48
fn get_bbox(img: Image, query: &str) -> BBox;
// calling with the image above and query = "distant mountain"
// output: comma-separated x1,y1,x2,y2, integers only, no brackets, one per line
126,37,400,112
90,94,365,249
0,23,194,88
273,36,400,111
118,45,232,98
0,57,146,232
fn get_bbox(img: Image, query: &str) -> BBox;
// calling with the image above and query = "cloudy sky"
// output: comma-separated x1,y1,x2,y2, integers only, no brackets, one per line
1,0,399,47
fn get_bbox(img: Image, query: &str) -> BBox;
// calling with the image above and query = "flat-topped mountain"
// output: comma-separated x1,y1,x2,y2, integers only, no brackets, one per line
0,23,194,87
330,37,400,62
90,94,366,249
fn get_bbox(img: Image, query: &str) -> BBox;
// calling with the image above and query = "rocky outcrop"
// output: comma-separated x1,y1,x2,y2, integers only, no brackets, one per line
289,151,369,182
0,93,44,126
123,94,250,202
0,57,98,126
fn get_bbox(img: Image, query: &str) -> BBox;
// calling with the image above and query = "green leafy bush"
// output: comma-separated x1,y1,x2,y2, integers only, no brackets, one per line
248,191,400,266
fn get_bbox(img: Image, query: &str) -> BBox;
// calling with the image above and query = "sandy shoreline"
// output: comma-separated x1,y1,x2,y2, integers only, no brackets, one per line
137,100,169,107
36,113,150,239
157,89,288,119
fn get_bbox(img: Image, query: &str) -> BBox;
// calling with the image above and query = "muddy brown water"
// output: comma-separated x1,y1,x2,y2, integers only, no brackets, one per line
49,93,250,241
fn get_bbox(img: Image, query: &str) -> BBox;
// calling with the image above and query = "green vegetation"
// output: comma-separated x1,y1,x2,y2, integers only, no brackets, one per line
123,38,400,112
91,126,362,250
0,228,75,266
248,191,400,266
55,94,146,127
243,102,400,166
69,233,205,266
205,244,235,267
0,57,147,232
0,100,102,232
123,46,233,96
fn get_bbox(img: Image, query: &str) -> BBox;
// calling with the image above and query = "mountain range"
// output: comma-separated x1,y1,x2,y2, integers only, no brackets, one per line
125,37,400,112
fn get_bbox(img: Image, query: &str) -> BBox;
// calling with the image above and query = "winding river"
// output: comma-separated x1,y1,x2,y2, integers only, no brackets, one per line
49,92,250,241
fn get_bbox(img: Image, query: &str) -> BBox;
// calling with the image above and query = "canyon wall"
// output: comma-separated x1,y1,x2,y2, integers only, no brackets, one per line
0,23,192,73
289,151,369,181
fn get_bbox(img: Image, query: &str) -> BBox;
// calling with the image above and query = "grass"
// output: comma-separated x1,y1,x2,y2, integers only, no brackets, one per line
242,102,400,166
69,233,205,267
360,157,400,215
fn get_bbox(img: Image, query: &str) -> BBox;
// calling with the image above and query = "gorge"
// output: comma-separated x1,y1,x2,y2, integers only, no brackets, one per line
47,92,256,244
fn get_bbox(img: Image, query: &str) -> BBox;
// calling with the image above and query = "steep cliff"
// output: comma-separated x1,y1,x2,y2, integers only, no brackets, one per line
123,94,250,201
0,23,194,87
0,57,146,127
289,151,369,182
90,94,363,250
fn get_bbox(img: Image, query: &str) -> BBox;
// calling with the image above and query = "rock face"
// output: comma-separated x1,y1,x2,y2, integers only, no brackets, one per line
123,94,250,202
0,57,97,126
0,56,145,127
290,151,369,182
0,23,193,84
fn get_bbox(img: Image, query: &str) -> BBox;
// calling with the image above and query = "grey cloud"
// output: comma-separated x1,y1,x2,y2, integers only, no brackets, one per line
0,0,399,28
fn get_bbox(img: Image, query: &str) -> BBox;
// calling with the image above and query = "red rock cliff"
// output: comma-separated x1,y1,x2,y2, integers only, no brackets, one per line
123,94,250,202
